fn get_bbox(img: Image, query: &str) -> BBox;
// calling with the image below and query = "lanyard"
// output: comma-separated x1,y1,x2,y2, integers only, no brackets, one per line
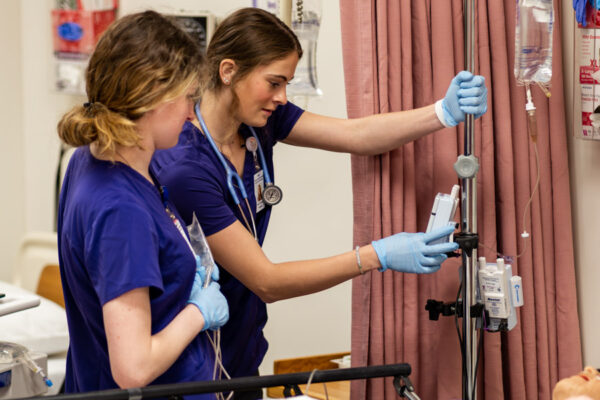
159,184,195,255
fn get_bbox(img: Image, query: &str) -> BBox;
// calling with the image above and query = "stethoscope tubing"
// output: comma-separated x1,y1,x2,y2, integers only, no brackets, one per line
195,103,248,205
194,102,273,239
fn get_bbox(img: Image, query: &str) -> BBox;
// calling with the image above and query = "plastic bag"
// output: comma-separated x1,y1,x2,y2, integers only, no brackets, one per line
288,0,323,97
188,213,217,288
514,0,554,84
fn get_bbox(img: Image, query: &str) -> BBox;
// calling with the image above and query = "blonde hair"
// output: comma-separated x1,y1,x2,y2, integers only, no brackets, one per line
57,11,204,154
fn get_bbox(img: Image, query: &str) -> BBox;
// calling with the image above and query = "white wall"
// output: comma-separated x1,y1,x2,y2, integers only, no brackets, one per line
4,0,352,377
562,1,600,368
12,0,595,385
0,1,25,283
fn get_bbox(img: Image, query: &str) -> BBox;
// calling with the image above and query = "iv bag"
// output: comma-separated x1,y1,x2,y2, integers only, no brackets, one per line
188,212,217,288
288,0,323,97
514,0,554,84
252,0,281,18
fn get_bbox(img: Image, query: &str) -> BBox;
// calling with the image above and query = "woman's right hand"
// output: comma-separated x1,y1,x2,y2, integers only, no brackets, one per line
187,261,229,331
371,224,458,274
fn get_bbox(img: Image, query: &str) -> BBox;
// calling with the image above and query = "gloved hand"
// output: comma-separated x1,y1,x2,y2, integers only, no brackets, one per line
439,71,488,127
188,257,229,331
372,224,459,274
194,255,219,284
574,0,587,26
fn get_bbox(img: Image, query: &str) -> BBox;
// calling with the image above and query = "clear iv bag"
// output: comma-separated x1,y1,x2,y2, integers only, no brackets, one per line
288,0,323,97
188,212,217,288
514,0,554,84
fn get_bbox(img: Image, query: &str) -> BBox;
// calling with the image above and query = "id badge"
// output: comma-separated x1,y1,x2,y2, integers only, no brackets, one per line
254,169,265,213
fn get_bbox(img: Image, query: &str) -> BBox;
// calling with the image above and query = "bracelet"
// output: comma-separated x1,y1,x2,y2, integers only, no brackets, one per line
355,246,365,275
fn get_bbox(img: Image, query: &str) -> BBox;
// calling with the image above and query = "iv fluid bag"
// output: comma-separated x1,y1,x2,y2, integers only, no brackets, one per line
514,0,554,84
188,212,217,288
252,0,280,17
288,0,323,97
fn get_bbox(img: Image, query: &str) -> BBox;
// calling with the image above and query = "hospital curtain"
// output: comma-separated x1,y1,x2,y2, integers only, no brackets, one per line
339,1,582,399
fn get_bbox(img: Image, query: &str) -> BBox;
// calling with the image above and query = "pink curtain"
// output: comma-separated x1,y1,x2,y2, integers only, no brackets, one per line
340,1,582,399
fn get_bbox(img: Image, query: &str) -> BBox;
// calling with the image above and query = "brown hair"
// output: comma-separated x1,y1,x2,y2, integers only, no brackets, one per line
205,7,302,92
57,11,204,154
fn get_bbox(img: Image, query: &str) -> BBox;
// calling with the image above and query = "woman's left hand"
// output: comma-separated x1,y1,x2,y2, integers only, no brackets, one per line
440,71,488,127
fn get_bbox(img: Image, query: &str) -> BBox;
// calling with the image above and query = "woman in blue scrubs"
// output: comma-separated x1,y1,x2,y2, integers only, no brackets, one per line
153,8,487,399
57,11,228,398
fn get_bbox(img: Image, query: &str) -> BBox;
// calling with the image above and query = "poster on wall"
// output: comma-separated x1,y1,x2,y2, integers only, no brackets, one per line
580,84,600,139
579,29,600,139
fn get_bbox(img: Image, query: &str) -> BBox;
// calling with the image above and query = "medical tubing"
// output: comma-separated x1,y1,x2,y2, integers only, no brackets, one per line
248,126,273,184
236,202,256,239
527,110,537,143
195,103,257,239
243,198,258,238
516,142,540,259
206,330,232,400
478,129,541,262
525,85,538,143
16,363,413,400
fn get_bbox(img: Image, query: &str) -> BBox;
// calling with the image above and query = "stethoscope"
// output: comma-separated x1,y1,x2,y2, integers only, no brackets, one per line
194,103,283,239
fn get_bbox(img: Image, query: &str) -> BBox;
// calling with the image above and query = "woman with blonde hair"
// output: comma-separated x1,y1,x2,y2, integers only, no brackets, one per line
57,11,228,398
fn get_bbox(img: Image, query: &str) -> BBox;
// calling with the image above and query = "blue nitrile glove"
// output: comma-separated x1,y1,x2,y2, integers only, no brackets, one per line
439,71,488,127
371,224,459,274
188,259,229,331
574,0,587,26
194,255,219,284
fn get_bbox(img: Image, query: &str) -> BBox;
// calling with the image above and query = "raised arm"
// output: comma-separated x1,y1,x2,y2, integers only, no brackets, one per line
283,71,487,155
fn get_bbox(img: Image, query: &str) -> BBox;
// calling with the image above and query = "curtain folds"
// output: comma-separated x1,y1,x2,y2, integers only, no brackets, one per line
340,1,582,399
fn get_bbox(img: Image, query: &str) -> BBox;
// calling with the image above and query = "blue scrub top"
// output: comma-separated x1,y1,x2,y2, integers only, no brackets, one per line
152,101,304,378
58,147,216,399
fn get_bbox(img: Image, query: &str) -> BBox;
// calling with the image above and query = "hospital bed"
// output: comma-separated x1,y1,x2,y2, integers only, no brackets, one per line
1,231,68,396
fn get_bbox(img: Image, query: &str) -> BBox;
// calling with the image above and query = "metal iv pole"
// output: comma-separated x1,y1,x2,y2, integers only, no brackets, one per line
458,1,479,399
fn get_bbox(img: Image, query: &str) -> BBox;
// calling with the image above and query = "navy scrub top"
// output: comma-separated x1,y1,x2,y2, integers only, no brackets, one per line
58,147,216,399
152,101,304,378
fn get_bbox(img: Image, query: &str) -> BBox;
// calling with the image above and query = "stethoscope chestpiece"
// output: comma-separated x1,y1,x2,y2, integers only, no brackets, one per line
263,183,283,206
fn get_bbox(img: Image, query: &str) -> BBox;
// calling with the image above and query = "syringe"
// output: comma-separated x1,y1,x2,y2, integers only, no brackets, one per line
21,352,53,387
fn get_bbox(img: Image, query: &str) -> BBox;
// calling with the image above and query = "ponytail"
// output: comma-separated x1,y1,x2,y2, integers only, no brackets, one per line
57,102,140,154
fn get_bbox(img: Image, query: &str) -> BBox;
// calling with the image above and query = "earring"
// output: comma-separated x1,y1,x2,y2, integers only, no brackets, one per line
223,79,230,85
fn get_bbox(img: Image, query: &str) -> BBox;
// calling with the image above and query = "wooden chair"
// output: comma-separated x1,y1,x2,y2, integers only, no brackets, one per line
266,352,351,399
35,264,65,308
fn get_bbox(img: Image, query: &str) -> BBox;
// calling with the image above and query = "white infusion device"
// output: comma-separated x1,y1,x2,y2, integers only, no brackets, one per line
426,184,459,244
477,257,524,332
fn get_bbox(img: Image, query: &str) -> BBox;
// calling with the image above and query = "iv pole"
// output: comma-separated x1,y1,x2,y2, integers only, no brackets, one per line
459,0,479,399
